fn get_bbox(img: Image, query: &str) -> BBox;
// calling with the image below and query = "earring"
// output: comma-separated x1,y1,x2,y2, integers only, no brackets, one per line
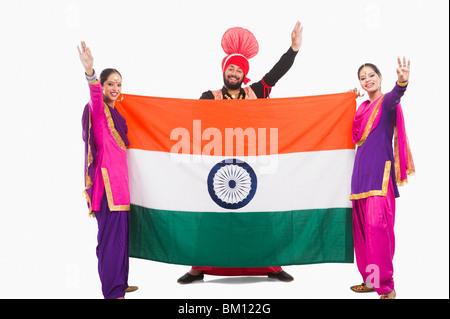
117,94,124,102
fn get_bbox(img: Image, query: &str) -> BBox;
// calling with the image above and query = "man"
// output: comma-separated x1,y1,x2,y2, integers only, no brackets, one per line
177,21,303,284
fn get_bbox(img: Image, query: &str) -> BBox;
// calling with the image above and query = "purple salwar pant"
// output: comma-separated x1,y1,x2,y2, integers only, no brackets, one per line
95,194,129,299
352,178,396,295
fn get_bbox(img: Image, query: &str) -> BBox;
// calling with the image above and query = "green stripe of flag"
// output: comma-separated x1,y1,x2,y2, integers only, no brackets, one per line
129,205,354,267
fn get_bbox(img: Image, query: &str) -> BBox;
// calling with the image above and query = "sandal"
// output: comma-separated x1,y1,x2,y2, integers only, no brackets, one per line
125,286,139,293
350,283,375,293
380,290,396,299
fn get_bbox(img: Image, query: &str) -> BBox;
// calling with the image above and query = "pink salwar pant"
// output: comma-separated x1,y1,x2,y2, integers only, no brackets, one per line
352,178,396,295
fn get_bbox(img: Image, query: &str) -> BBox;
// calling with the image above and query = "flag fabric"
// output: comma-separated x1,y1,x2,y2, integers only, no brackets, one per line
115,92,356,267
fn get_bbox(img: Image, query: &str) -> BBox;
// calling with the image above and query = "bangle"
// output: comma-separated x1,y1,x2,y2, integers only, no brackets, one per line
85,69,97,83
397,80,408,87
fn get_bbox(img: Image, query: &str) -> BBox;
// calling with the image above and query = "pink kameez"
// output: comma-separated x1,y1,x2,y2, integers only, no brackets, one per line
85,80,130,214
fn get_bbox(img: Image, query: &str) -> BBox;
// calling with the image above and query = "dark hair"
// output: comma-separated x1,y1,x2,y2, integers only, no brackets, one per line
100,68,122,86
357,63,381,79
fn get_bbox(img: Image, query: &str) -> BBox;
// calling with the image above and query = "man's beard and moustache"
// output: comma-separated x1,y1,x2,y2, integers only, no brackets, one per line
223,74,244,90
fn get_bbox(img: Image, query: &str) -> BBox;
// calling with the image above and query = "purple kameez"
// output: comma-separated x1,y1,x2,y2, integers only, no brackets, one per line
350,83,407,200
350,81,413,296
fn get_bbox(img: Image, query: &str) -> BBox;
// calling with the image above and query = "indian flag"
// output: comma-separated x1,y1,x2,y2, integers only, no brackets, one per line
116,92,356,267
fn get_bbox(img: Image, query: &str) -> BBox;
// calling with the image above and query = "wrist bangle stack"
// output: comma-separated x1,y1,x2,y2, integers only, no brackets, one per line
85,69,97,83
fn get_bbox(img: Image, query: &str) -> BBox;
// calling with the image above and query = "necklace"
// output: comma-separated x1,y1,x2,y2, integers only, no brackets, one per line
224,92,244,100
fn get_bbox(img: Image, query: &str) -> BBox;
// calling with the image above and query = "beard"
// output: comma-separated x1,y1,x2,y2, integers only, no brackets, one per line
223,74,244,90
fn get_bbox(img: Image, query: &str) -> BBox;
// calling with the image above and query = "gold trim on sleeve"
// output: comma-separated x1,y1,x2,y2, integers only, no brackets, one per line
101,168,130,212
350,161,391,200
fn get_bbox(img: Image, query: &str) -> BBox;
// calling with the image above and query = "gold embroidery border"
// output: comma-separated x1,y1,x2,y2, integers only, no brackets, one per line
394,128,416,186
356,96,384,146
394,126,402,185
101,168,130,212
350,161,391,200
84,190,94,217
84,110,95,217
103,102,127,151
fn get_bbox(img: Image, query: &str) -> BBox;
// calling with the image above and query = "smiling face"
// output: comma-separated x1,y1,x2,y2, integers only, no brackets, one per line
359,66,382,94
223,64,244,90
102,72,122,104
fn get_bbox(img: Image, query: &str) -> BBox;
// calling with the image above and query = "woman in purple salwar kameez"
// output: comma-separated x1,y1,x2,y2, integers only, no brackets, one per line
78,41,138,299
349,58,415,299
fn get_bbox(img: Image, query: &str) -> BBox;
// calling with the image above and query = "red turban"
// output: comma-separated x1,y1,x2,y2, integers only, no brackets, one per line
221,27,259,85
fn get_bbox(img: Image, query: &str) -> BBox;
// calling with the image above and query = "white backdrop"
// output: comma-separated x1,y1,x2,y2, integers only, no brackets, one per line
0,0,448,299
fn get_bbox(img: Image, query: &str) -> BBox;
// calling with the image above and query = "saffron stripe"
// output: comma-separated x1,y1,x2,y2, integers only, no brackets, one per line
116,92,356,155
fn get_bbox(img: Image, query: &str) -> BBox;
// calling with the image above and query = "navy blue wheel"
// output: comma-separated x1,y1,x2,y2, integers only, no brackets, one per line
207,158,257,209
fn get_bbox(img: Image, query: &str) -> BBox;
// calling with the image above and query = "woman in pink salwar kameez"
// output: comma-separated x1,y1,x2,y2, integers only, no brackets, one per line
78,41,138,299
349,58,415,299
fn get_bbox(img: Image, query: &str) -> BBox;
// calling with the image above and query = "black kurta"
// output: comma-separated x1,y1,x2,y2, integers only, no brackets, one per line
200,47,298,99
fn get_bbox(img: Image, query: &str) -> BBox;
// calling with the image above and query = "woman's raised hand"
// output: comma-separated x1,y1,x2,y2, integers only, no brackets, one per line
396,56,410,83
77,41,94,76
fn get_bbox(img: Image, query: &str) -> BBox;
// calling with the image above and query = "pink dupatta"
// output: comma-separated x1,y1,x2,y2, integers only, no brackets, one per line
352,95,415,186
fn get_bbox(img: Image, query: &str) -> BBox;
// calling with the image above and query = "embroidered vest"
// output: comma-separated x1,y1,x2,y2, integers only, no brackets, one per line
211,86,258,100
